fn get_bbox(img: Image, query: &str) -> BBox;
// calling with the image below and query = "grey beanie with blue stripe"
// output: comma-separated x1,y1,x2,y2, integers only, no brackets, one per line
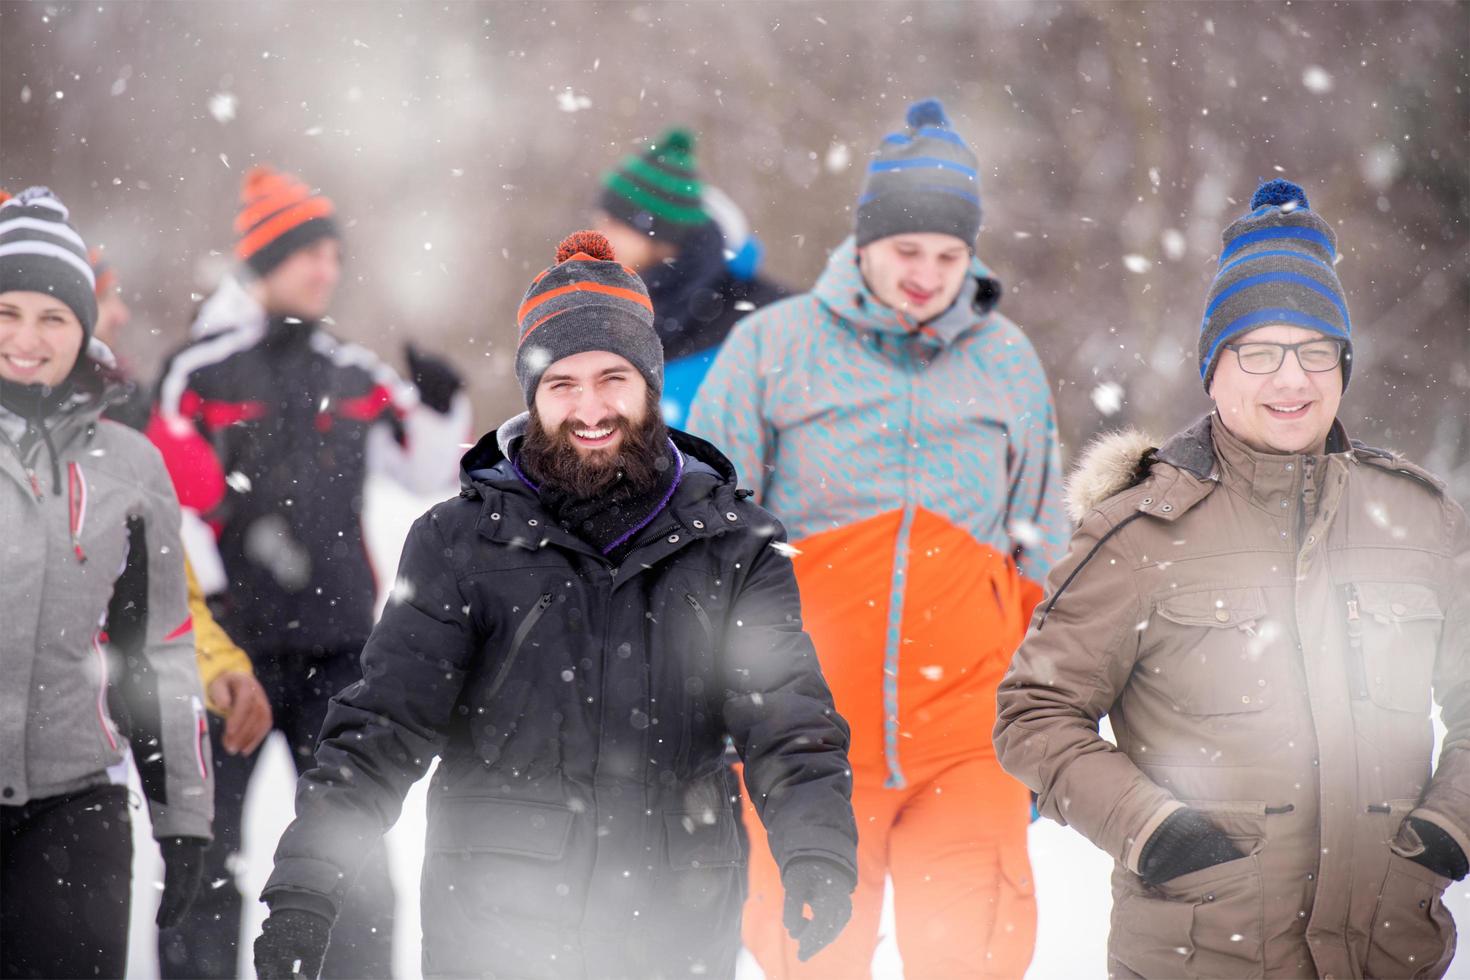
855,99,981,248
1200,179,1352,390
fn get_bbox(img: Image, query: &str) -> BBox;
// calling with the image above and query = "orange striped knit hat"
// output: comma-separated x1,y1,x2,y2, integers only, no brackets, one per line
514,231,660,406
234,165,339,276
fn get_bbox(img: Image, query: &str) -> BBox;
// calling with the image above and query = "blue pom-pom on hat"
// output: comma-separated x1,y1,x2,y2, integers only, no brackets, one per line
906,98,951,129
1250,178,1310,212
856,98,980,246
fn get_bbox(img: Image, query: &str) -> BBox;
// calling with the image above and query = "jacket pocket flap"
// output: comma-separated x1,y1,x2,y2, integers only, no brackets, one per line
433,798,574,860
1356,582,1444,624
1155,587,1268,628
664,810,743,870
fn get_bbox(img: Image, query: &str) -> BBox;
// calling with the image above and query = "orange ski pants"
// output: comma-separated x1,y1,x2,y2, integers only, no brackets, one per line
740,509,1039,979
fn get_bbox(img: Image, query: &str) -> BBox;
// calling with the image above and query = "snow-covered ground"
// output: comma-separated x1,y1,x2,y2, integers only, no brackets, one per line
124,476,1470,978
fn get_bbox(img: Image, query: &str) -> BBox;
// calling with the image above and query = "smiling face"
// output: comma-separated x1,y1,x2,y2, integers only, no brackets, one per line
857,232,971,323
1209,324,1344,455
533,350,649,459
0,291,86,387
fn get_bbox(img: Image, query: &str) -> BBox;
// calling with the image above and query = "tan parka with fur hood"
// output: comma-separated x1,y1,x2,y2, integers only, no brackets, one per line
995,414,1468,979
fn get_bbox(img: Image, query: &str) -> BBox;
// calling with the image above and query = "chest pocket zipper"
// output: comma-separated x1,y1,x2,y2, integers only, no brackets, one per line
486,592,553,700
678,594,718,775
684,594,715,644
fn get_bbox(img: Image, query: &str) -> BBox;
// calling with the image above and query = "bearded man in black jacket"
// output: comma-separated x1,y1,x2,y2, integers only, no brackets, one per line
254,231,857,980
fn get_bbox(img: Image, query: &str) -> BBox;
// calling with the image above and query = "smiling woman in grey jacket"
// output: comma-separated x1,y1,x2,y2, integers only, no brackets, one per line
0,187,214,978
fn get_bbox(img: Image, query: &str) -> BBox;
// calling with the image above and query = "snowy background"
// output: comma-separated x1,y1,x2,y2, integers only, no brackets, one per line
3,1,1465,975
2,0,1466,502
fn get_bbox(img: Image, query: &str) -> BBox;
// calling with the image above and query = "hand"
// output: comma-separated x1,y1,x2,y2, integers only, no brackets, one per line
208,671,273,756
254,908,332,980
404,343,462,414
1399,816,1469,881
781,857,855,962
156,836,207,929
1138,808,1245,887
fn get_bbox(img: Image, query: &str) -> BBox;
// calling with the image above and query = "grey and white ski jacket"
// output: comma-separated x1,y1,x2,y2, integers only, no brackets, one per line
0,365,213,840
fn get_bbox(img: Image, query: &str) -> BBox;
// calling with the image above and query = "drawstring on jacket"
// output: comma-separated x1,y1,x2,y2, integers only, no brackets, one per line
1036,510,1146,631
67,461,88,562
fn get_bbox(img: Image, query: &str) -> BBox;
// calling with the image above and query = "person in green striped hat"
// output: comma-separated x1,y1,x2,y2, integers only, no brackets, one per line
597,127,708,264
595,127,788,429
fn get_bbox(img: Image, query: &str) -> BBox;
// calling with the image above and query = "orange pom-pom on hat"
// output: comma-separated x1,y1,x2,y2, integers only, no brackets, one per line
233,164,338,277
556,230,617,264
514,230,660,406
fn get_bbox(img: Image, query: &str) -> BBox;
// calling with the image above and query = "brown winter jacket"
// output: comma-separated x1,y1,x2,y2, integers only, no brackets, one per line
995,413,1469,979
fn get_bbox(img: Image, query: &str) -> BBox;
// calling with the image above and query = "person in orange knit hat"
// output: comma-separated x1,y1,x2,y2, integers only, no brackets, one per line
148,164,471,978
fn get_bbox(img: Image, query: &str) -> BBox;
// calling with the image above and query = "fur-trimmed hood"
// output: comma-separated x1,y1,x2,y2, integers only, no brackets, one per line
1063,428,1160,523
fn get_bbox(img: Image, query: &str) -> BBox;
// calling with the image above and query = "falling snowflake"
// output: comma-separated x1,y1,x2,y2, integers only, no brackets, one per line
1091,381,1125,416
825,142,851,173
556,88,592,112
1122,254,1152,274
225,471,253,493
1301,66,1334,94
208,92,237,124
1161,229,1186,261
1010,518,1043,550
769,541,802,558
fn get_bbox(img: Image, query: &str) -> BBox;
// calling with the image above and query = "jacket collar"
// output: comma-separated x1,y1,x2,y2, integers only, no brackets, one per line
1148,412,1354,519
811,236,1002,347
460,415,747,565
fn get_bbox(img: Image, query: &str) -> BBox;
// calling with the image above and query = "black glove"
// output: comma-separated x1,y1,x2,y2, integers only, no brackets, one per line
1138,808,1245,887
156,836,207,929
254,908,332,980
1401,816,1469,881
781,857,855,962
404,343,462,414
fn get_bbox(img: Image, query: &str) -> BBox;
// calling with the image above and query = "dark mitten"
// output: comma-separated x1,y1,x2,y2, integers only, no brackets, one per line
156,836,207,929
254,908,332,980
781,857,855,962
1401,817,1469,881
404,343,463,414
1138,808,1245,887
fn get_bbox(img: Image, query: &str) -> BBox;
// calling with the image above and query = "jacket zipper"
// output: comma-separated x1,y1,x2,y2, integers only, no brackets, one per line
67,461,88,563
1343,583,1369,700
485,592,553,700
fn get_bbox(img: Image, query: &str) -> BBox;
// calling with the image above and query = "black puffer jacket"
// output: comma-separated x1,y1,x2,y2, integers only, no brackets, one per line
264,424,856,979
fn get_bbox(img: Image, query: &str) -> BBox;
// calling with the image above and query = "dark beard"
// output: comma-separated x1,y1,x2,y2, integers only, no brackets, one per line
519,393,670,503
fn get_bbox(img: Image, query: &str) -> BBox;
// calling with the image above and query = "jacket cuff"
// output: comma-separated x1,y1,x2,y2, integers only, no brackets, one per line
264,856,350,917
1125,799,1185,874
262,887,338,923
1410,808,1470,869
151,803,213,843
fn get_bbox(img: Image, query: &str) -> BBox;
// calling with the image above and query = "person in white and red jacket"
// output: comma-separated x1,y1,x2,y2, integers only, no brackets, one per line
147,165,471,979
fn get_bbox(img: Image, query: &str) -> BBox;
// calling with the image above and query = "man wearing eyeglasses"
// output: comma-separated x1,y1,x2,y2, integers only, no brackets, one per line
995,178,1468,979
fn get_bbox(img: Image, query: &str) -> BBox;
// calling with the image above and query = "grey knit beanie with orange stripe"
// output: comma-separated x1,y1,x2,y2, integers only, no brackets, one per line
234,165,339,277
515,231,661,406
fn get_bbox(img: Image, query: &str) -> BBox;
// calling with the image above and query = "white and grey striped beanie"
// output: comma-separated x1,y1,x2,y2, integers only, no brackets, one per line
0,186,98,340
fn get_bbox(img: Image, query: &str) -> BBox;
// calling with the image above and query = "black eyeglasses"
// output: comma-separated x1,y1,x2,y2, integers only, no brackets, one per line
1221,339,1347,375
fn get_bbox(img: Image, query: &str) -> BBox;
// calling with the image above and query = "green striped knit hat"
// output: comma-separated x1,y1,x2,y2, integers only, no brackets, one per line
599,128,708,244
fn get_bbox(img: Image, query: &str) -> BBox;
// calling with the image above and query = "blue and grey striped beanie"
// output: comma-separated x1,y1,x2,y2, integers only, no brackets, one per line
855,99,981,248
1200,179,1352,390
